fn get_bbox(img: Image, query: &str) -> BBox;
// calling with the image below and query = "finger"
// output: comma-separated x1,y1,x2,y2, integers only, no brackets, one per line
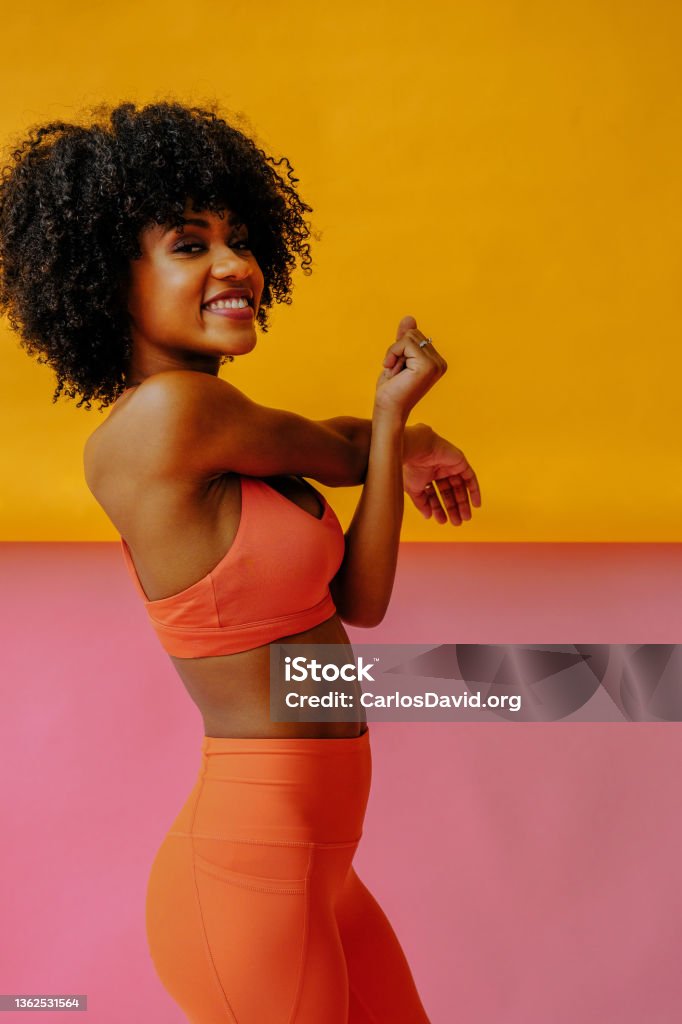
423,484,443,521
396,315,417,341
426,482,461,525
382,349,409,371
433,480,464,526
387,319,418,369
411,488,433,519
386,354,407,377
457,463,482,507
447,475,472,521
385,331,446,373
385,329,435,356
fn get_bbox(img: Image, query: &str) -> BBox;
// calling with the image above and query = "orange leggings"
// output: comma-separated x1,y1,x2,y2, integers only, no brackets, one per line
145,728,431,1023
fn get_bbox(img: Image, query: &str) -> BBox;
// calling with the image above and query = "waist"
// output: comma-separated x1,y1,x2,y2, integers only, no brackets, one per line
170,613,359,738
171,728,372,846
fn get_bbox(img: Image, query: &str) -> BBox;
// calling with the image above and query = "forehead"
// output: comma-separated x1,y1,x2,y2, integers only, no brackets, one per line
179,198,240,226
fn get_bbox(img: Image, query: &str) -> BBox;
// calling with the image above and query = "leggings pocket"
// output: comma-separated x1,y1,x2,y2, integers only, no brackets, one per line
192,841,312,1022
193,850,307,894
191,836,312,890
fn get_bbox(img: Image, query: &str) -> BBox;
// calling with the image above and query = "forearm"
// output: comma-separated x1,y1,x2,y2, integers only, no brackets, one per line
320,416,433,485
329,412,405,628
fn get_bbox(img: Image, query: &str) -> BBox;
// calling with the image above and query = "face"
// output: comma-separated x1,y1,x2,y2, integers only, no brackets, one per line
125,198,265,375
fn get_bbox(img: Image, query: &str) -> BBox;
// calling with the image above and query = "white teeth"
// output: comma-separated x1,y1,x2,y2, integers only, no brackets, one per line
207,296,250,310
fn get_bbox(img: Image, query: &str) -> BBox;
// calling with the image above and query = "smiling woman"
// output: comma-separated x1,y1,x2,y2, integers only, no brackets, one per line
123,201,265,375
0,97,475,1023
0,100,313,409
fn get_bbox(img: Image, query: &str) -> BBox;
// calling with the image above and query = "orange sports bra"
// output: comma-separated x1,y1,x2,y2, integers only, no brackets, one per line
120,473,345,658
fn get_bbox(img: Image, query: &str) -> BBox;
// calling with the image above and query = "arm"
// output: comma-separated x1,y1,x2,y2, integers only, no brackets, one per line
118,368,433,490
117,370,364,487
318,416,435,486
329,409,406,628
327,314,447,628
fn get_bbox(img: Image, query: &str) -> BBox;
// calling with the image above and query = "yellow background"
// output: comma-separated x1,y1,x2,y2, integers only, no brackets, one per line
1,0,680,540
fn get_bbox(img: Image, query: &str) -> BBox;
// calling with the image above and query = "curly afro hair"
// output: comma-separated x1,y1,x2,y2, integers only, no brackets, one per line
0,99,315,410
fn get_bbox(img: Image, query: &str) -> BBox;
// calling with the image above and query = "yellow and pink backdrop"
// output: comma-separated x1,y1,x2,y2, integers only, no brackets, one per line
1,2,681,1021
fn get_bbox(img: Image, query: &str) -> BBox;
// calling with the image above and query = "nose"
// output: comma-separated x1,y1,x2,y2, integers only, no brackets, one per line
211,243,250,279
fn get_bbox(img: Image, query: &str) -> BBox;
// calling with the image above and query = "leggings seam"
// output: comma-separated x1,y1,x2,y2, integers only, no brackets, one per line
170,830,362,849
189,762,240,1024
193,860,306,895
349,981,380,1024
287,844,314,1024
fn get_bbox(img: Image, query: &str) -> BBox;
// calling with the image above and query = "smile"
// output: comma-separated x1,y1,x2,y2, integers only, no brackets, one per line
204,303,254,321
205,297,251,310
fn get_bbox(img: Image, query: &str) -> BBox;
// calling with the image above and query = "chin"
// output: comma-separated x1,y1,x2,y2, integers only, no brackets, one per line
224,337,257,360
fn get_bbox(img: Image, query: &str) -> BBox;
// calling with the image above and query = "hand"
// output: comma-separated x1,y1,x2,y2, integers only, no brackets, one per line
375,315,447,420
403,430,482,526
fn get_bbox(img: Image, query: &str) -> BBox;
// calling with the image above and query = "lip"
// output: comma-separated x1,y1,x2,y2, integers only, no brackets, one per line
202,288,253,307
205,304,254,321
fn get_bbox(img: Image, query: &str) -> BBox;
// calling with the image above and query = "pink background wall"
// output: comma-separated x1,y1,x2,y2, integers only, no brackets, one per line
1,541,681,1022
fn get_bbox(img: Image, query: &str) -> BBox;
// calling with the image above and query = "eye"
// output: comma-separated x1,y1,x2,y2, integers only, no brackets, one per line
172,238,251,255
173,242,205,254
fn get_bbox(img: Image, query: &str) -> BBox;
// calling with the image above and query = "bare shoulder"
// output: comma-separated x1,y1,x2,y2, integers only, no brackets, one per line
123,370,250,449
132,368,242,408
88,367,357,487
85,370,239,489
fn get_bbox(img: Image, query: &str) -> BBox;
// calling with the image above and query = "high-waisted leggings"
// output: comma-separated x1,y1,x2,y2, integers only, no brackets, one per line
145,727,431,1023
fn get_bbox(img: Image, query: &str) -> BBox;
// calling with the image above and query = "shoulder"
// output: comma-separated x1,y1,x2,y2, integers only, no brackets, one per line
129,369,241,410
86,367,356,489
121,369,249,439
134,371,255,468
86,371,242,491
130,370,250,434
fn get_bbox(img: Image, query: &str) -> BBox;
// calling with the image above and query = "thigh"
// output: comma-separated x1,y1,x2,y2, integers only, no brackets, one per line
335,867,432,1024
147,832,352,1024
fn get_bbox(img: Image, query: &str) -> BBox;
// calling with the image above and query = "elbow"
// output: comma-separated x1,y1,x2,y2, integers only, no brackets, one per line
319,442,364,488
337,606,386,629
361,605,387,628
330,577,387,628
330,444,366,488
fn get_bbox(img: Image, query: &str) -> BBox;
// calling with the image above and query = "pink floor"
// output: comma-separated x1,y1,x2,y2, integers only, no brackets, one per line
1,542,681,1022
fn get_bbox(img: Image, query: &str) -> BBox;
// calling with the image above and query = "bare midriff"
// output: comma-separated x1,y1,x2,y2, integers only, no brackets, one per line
169,612,367,740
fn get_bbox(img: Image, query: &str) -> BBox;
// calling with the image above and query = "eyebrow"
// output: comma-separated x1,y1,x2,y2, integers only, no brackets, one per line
164,214,243,235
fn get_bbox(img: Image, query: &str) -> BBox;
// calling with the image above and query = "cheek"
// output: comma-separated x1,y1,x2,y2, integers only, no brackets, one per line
125,276,145,321
127,266,196,323
126,263,161,317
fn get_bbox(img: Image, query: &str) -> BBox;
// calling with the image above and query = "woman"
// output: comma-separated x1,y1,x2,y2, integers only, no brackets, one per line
0,100,480,1023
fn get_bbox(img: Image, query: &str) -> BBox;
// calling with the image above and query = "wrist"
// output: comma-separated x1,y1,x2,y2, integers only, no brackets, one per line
372,402,408,430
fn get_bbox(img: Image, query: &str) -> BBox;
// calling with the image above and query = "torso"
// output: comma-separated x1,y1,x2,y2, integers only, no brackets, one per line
84,387,365,740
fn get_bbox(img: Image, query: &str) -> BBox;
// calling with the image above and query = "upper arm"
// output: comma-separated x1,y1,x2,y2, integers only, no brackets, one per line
124,370,359,485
